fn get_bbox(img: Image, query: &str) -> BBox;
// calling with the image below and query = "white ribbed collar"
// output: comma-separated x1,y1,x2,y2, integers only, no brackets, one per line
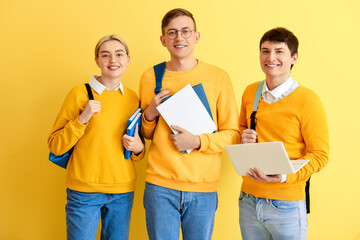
89,76,124,95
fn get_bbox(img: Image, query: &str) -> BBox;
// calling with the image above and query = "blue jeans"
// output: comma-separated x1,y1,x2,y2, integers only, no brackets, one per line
143,182,218,240
239,192,308,240
66,188,134,240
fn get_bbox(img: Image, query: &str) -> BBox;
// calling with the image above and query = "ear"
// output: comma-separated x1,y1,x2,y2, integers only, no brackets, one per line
160,35,166,47
291,53,298,65
95,57,100,68
194,31,200,44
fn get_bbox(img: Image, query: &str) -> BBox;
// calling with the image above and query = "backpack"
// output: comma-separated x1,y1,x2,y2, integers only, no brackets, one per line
48,83,94,169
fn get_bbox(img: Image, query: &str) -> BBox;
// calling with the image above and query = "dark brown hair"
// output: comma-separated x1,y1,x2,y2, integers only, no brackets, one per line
260,27,299,57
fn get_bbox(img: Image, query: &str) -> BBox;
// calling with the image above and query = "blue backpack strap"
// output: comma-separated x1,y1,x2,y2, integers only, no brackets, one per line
153,62,166,123
153,61,166,95
250,80,265,130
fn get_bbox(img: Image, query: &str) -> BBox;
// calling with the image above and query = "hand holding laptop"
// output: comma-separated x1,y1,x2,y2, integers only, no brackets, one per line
241,130,281,182
225,142,309,176
247,167,282,183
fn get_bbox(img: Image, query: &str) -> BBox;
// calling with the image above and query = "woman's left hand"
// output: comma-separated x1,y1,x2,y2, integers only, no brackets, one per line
122,124,144,154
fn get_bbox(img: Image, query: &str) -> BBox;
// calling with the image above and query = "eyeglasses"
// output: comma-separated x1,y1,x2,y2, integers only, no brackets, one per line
166,28,194,40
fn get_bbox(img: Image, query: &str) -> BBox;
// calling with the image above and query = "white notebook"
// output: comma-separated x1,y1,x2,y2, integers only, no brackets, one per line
157,84,216,153
225,141,309,176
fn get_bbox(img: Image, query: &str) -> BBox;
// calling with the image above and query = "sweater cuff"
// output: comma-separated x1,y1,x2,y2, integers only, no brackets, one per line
69,117,87,137
198,134,210,152
141,111,157,132
130,147,145,162
285,173,296,183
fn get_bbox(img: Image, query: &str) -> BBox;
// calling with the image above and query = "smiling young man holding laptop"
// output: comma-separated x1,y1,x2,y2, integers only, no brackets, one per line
238,27,329,240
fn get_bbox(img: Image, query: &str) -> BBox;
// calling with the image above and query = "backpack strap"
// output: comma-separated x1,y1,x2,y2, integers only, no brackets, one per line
153,61,166,95
250,80,265,130
85,83,94,100
305,177,311,213
153,62,167,123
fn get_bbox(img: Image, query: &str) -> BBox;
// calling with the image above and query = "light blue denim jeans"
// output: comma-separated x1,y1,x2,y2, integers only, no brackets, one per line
143,182,218,240
66,188,134,240
239,191,308,240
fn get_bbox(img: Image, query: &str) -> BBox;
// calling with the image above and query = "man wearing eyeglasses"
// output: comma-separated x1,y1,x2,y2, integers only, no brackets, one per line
139,8,240,240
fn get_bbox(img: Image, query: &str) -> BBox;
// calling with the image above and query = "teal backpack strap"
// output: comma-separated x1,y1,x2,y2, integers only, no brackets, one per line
153,61,166,94
250,80,265,130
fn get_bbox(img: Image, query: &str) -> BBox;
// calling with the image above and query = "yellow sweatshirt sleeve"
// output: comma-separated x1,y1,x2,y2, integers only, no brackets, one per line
286,96,330,183
48,116,87,155
47,86,88,155
139,69,158,140
198,72,240,153
130,147,146,162
140,110,157,140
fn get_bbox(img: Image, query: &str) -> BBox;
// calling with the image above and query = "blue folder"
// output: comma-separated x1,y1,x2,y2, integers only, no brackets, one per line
127,108,141,125
124,110,142,159
192,83,213,120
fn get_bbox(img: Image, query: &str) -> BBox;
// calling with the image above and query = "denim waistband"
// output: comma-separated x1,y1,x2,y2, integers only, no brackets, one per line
240,191,271,203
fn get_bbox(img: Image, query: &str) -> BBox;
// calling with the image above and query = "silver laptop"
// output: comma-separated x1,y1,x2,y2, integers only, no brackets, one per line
225,141,309,176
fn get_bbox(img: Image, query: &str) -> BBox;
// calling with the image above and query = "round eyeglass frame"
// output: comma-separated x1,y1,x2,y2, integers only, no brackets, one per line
165,29,194,40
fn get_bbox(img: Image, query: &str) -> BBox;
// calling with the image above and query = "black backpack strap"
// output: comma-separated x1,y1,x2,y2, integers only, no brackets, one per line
250,80,265,130
250,112,257,130
153,61,166,95
85,83,94,100
305,177,311,214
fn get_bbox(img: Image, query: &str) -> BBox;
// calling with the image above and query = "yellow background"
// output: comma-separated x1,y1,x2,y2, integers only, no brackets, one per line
1,0,359,239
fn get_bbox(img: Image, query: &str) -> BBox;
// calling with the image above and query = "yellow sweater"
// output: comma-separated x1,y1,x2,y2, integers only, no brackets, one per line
139,61,240,192
48,83,144,193
240,81,329,201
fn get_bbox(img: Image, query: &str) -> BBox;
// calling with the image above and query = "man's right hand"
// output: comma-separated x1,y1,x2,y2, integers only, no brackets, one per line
144,89,171,122
78,100,101,125
241,128,257,144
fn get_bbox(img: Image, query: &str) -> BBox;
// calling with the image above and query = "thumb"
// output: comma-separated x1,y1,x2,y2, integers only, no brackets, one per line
134,123,140,138
171,125,185,133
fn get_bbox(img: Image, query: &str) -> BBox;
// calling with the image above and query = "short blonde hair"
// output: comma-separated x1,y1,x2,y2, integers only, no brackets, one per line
95,35,129,59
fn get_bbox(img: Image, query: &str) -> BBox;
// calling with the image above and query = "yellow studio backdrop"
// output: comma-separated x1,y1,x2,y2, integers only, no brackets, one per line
0,0,359,239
